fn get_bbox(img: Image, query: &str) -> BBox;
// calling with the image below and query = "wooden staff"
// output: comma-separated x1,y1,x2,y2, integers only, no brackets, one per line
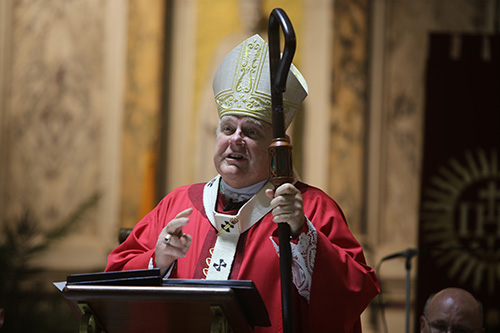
268,8,296,333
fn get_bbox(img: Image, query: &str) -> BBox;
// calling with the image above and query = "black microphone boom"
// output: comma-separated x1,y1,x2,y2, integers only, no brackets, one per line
381,248,419,261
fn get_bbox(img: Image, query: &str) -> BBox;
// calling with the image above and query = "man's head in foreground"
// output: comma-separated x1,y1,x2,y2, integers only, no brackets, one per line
420,287,484,333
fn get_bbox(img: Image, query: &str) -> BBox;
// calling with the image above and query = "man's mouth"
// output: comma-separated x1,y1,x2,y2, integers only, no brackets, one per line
228,154,244,160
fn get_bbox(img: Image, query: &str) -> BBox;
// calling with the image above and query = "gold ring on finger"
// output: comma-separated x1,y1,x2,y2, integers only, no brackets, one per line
164,233,172,244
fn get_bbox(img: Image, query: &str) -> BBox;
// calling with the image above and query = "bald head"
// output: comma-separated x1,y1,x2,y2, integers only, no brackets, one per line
421,288,484,333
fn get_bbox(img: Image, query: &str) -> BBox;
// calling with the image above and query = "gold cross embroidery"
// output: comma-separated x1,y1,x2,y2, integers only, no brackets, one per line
216,217,239,236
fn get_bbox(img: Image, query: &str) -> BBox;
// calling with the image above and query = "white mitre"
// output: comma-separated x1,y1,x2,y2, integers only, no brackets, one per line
213,34,308,128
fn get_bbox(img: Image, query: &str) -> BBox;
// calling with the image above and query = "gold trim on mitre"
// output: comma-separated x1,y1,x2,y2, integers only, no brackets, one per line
213,34,308,128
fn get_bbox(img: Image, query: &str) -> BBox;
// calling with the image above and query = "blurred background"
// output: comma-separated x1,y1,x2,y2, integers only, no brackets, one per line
0,0,499,332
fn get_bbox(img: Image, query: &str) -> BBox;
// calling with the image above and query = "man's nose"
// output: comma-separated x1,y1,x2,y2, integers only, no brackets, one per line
229,129,245,145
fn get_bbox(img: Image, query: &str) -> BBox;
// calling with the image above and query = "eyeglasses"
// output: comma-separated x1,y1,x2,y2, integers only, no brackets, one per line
423,316,482,333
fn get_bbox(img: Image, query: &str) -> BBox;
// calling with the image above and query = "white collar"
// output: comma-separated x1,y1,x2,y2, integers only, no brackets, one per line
219,178,268,202
203,175,273,233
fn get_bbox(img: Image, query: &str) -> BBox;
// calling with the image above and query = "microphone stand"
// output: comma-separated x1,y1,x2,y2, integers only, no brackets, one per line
381,248,419,333
404,253,413,333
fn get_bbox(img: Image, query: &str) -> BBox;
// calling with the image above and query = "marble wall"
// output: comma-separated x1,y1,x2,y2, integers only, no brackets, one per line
0,0,127,272
120,0,166,229
4,0,104,230
329,0,370,235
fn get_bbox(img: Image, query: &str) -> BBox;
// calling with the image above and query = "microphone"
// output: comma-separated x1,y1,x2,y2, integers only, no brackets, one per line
381,248,419,261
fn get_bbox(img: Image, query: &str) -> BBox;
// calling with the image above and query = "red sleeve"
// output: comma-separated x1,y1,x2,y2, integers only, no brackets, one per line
105,185,196,272
105,204,164,272
298,183,380,332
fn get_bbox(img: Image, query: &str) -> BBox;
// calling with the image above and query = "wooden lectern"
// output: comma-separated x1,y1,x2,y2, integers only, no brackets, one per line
59,269,270,333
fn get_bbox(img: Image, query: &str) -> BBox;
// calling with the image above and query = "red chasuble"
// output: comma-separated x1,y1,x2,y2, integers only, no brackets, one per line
106,180,380,332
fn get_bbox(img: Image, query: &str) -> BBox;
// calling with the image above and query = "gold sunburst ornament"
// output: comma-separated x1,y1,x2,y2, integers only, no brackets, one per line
421,148,500,293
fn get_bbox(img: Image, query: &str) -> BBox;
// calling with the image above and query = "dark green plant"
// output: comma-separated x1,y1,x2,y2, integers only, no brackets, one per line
0,193,100,332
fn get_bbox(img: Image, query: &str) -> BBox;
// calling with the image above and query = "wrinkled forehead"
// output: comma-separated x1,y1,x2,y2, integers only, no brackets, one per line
428,295,481,327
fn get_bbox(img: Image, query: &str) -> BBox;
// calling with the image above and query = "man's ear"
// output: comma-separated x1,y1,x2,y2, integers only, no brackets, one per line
419,315,426,333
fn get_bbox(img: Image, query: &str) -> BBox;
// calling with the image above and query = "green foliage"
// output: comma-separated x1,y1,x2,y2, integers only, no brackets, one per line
0,193,100,332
